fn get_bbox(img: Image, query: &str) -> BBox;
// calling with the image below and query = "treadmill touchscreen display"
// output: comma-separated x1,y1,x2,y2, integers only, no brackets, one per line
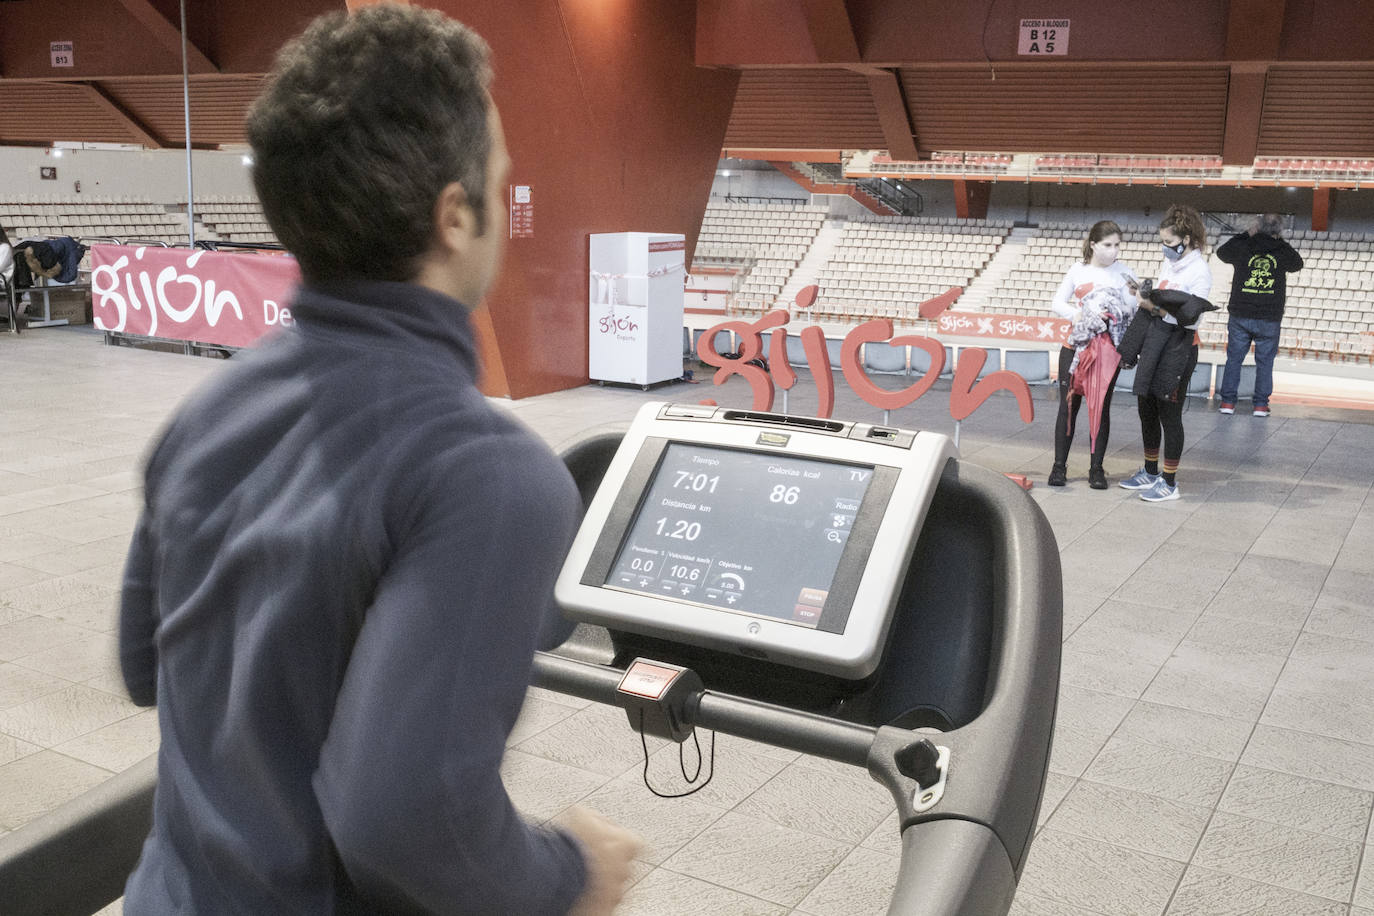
605,443,875,632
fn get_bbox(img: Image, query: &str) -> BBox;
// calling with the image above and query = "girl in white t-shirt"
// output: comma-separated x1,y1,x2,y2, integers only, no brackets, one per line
1117,204,1213,503
0,224,15,331
1047,220,1137,489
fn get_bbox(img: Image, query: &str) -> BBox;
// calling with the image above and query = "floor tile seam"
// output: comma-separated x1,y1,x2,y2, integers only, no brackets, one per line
647,862,814,912
648,802,840,889
1210,781,1374,846
0,660,88,699
0,700,145,752
1080,728,1239,811
727,760,893,847
1069,772,1216,815
1351,843,1372,910
792,842,900,913
1277,484,1367,541
0,629,106,667
1224,756,1374,806
607,769,747,845
0,727,45,763
31,745,122,779
1007,888,1113,916
1027,825,1186,916
1215,594,1374,872
508,737,658,785
1040,804,1203,868
1086,623,1245,829
1159,785,1235,915
0,742,120,788
1060,606,1094,642
1254,711,1374,758
1036,775,1077,834
1295,624,1374,652
1171,862,1362,910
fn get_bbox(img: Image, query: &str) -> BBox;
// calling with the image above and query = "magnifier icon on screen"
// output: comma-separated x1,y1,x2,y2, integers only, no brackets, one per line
826,530,842,543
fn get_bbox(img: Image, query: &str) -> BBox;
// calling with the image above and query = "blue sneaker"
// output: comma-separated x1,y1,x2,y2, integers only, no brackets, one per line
1118,467,1160,490
1139,477,1180,502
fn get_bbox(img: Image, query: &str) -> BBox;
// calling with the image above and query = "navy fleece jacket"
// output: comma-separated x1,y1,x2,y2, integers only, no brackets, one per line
119,279,586,914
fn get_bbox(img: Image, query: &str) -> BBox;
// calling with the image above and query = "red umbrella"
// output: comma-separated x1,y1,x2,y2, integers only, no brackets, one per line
1068,333,1121,453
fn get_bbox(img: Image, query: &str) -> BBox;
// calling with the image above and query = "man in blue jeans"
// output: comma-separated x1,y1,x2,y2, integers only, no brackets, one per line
1215,214,1303,417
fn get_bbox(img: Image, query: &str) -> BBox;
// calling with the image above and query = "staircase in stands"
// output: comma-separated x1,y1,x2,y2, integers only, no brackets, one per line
773,219,846,311
956,226,1035,311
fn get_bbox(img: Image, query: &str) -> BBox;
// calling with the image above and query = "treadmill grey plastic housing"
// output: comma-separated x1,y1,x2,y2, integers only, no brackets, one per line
551,412,1062,916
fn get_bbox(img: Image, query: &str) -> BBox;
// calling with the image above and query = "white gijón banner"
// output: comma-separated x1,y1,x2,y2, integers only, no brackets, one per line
588,232,685,387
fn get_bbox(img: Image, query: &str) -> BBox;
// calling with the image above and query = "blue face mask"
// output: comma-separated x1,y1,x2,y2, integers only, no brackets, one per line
1161,241,1187,261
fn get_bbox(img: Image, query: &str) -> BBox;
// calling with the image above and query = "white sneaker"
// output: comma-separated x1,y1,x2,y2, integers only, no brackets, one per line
1118,467,1160,490
1139,478,1180,502
1253,405,1271,417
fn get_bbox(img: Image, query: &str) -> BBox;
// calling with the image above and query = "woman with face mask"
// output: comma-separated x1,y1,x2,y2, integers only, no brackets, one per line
1046,220,1137,489
1116,204,1214,503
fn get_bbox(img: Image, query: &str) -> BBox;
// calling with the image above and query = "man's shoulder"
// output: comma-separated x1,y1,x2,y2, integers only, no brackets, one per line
402,409,578,530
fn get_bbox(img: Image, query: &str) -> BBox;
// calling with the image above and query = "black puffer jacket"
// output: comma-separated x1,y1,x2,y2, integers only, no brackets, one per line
1117,289,1216,401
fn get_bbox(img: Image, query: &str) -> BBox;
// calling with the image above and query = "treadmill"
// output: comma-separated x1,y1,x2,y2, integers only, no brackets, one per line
0,403,1060,916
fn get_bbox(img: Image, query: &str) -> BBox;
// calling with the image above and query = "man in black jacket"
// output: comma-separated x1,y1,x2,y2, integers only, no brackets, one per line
1215,214,1304,416
119,7,639,914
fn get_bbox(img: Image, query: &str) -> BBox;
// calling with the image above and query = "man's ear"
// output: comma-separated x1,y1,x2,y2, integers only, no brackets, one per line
431,180,479,257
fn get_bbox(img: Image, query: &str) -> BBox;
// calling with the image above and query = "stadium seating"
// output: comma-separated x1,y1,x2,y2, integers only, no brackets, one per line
1032,155,1224,177
812,216,1009,323
0,195,187,244
692,200,827,310
0,194,278,247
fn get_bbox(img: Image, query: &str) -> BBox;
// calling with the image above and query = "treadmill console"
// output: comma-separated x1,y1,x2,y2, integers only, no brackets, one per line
555,403,956,679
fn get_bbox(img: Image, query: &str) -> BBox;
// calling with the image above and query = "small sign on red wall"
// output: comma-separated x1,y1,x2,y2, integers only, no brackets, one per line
510,184,533,239
51,41,74,68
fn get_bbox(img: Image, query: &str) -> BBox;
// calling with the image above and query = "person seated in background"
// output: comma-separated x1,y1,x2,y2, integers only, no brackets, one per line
10,236,86,328
13,235,85,288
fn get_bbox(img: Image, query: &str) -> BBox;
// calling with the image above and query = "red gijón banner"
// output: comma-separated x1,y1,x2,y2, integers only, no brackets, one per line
90,244,301,347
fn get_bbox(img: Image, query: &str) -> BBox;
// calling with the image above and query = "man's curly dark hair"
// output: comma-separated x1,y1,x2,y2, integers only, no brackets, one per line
246,5,493,285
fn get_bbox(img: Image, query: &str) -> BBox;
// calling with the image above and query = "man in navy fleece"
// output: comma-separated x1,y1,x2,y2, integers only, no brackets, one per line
118,7,638,913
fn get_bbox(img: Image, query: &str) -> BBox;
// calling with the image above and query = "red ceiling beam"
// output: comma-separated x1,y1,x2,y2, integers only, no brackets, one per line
1221,0,1284,165
724,148,842,162
1312,187,1332,231
76,81,165,148
799,0,860,61
1226,0,1285,60
114,0,219,74
865,70,918,161
1222,62,1267,165
798,1,918,158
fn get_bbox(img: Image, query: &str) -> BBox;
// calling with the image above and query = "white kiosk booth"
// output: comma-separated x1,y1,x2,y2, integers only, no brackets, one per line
589,232,685,388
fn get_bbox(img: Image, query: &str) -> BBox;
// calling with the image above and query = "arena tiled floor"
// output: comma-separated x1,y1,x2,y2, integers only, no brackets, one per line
1,325,1371,915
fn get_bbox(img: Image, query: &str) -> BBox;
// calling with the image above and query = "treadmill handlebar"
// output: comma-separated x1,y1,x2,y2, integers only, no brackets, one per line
531,652,874,767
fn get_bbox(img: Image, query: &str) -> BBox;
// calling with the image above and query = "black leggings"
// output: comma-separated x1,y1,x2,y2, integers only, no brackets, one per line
1137,396,1185,465
1054,345,1119,467
1137,343,1197,477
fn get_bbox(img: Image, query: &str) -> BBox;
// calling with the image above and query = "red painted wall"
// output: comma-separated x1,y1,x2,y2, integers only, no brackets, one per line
696,0,821,66
421,0,739,398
